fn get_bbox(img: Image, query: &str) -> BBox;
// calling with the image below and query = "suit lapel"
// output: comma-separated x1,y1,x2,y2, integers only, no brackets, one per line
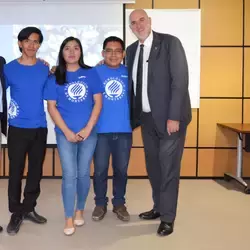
128,41,138,93
128,42,138,77
148,31,161,85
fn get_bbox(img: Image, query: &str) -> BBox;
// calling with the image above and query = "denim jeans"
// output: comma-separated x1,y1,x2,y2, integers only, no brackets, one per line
56,131,97,218
93,133,132,207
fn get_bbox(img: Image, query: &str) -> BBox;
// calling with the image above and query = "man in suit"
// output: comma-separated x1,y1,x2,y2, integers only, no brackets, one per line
126,9,192,236
0,56,8,233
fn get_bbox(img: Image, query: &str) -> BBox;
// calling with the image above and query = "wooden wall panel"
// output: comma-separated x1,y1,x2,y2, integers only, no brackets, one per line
127,148,146,176
245,0,250,45
244,48,250,97
126,0,152,9
42,149,53,176
199,99,242,147
200,48,242,97
198,149,237,177
243,151,250,177
185,109,197,147
54,149,62,177
181,149,196,177
199,149,250,178
154,0,198,9
132,127,143,147
244,99,250,123
201,0,243,45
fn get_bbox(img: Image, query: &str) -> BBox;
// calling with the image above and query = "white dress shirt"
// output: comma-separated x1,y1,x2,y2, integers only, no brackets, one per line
132,31,153,113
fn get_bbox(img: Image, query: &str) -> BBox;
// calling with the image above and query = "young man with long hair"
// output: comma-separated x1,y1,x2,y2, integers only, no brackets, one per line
4,27,49,235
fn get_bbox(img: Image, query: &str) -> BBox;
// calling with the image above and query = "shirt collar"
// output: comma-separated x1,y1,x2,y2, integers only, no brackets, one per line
139,30,153,48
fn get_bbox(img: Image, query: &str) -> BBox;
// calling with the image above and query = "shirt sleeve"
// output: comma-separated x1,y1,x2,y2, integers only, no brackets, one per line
89,68,104,95
44,76,57,101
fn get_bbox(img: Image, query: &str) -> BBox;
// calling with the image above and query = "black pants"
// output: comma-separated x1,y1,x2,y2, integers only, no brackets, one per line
8,126,47,214
141,113,186,223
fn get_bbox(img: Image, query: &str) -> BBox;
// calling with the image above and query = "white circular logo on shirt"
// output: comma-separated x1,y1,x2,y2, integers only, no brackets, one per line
8,99,19,119
65,81,88,103
104,77,125,101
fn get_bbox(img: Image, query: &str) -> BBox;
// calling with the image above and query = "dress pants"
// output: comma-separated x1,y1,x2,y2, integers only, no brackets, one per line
141,112,186,223
8,126,47,214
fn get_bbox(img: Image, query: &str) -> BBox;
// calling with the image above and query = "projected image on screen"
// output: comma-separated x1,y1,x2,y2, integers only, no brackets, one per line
11,24,122,66
0,24,122,144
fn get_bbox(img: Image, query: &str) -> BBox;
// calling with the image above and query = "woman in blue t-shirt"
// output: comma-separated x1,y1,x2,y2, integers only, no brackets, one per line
44,37,102,236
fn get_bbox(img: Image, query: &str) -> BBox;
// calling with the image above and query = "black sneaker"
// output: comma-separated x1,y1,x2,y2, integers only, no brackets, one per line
113,205,130,221
0,225,3,233
92,206,107,221
7,213,23,235
24,210,47,224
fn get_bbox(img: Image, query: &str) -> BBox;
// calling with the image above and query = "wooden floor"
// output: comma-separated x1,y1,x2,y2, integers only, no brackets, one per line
0,179,249,250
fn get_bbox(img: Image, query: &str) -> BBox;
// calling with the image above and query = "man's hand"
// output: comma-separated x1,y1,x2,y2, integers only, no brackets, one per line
76,126,93,141
96,60,104,66
166,120,180,135
49,66,57,75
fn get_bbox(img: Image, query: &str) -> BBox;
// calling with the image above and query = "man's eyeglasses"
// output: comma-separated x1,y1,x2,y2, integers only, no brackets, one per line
104,49,123,55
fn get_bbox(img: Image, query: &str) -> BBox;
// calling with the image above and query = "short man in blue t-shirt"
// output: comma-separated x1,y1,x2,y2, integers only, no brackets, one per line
4,27,48,235
92,36,132,222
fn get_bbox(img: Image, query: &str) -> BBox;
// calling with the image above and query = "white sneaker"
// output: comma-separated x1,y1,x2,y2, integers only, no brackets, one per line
64,227,75,236
74,219,85,227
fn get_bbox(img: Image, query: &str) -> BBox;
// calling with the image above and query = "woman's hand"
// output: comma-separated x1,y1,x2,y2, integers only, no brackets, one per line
65,130,78,142
76,126,93,141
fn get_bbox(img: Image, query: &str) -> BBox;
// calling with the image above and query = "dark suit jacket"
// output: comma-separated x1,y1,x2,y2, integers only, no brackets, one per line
126,31,192,137
0,56,7,136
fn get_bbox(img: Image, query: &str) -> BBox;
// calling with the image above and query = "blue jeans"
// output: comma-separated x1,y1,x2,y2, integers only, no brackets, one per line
93,133,132,207
56,132,97,218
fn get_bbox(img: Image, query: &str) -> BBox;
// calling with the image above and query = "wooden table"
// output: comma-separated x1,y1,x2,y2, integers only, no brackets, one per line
217,123,250,194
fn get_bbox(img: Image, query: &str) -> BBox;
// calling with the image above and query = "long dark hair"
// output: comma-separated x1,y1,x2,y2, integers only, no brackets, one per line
55,36,91,85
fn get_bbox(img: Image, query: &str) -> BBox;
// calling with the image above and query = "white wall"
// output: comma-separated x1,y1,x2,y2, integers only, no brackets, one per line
126,9,201,109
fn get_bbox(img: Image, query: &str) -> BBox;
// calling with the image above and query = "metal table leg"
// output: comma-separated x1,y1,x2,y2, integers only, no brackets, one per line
224,133,250,194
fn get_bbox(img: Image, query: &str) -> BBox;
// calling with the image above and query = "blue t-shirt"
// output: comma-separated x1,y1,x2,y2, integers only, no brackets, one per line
95,64,131,133
44,67,103,134
4,59,48,128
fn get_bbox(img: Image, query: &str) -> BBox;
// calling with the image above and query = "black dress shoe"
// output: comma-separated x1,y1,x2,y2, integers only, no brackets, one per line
0,225,3,233
24,210,47,224
7,213,23,235
139,209,160,220
157,221,174,236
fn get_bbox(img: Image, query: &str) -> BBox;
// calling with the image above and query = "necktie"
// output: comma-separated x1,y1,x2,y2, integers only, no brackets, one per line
135,44,144,119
